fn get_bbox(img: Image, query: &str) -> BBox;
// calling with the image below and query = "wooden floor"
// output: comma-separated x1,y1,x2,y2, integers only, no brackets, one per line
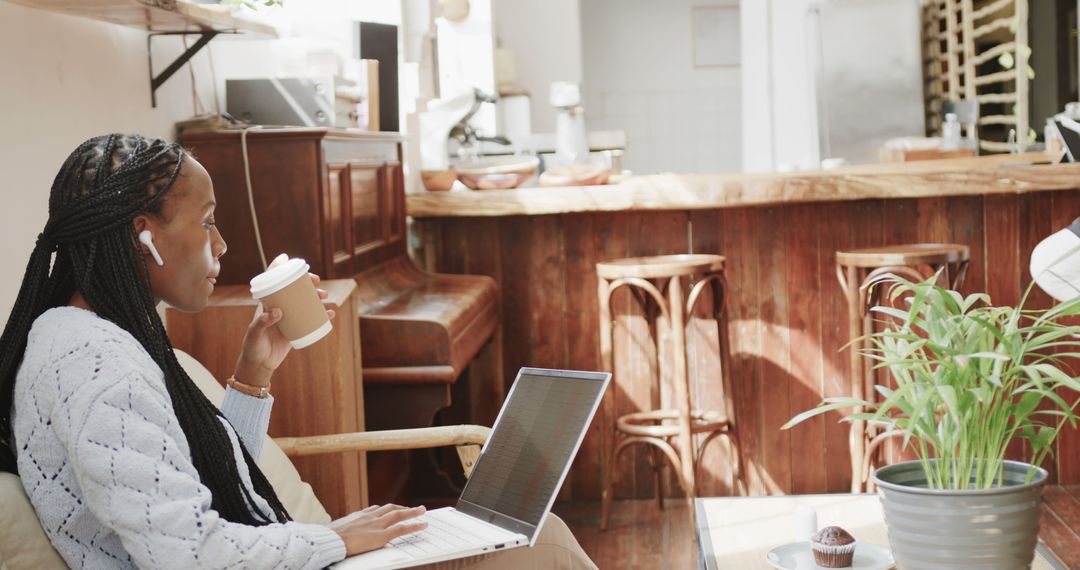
1041,485,1080,568
555,486,1080,569
553,499,694,570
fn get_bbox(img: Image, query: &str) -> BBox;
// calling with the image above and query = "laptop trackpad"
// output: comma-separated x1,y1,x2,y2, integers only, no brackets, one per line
332,547,412,569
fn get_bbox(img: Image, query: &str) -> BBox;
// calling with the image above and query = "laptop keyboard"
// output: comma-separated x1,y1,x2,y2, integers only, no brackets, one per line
386,508,517,559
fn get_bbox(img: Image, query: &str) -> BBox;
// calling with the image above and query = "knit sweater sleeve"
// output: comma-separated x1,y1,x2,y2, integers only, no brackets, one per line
55,369,346,570
220,387,273,460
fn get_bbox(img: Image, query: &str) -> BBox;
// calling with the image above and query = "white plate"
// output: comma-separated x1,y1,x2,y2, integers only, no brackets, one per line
766,541,895,570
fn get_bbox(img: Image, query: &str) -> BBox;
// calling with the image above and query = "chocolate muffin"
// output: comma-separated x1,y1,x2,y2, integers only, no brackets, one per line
810,526,856,568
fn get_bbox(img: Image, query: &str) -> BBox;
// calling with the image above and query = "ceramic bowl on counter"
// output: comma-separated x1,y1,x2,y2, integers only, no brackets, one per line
421,168,458,191
455,156,540,190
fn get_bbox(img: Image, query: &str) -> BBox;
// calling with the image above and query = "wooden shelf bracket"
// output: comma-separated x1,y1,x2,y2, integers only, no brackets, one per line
147,30,225,108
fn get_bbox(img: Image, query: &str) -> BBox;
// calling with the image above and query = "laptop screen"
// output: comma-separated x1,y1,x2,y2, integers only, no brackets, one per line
456,368,609,540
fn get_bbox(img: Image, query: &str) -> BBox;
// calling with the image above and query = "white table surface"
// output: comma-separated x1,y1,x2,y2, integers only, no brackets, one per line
695,494,1063,569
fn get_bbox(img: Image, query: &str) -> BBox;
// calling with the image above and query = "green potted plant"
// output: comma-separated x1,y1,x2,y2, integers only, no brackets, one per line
784,273,1080,569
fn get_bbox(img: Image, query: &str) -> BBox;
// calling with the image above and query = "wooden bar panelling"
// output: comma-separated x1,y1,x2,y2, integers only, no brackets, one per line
1050,193,1080,484
495,216,535,394
689,210,731,496
1020,193,1058,477
563,213,604,500
415,188,1080,500
985,194,1028,464
591,213,630,501
759,207,794,495
784,204,829,495
881,199,920,253
917,197,950,243
818,202,856,493
721,208,767,495
947,195,986,296
457,217,505,429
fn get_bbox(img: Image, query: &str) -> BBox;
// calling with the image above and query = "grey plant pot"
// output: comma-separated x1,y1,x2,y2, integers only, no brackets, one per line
873,460,1048,570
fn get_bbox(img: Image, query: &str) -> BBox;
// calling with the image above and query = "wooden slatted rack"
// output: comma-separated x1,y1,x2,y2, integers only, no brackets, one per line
921,0,1030,153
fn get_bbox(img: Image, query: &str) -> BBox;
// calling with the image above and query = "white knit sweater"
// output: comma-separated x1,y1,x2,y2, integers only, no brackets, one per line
12,306,347,569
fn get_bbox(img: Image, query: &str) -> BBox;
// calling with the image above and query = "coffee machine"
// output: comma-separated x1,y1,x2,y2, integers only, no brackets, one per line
418,88,508,171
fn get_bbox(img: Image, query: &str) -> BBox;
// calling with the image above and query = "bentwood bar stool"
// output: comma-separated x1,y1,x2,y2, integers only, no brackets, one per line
597,254,744,532
835,243,970,492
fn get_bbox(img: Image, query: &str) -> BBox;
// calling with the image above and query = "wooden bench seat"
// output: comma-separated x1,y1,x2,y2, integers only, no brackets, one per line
355,257,498,387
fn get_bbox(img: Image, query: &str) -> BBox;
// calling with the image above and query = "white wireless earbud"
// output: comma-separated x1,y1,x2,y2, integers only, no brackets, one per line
138,229,165,267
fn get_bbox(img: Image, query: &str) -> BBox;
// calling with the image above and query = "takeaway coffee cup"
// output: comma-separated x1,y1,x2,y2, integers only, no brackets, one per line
249,257,332,349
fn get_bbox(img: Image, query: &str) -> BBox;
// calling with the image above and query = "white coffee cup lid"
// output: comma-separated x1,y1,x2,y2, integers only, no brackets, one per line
249,258,310,299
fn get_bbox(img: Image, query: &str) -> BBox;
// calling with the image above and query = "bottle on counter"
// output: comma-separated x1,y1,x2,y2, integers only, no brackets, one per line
550,81,591,167
540,81,611,187
1045,118,1065,157
940,113,961,151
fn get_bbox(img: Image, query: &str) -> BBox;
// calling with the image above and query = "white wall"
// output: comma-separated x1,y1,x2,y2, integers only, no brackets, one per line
739,0,774,173
767,0,819,171
434,0,497,133
740,0,819,173
0,2,395,328
0,3,196,327
580,0,742,175
492,0,583,133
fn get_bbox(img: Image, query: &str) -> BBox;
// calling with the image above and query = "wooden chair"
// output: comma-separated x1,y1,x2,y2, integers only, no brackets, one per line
0,350,491,570
835,243,969,493
597,254,745,533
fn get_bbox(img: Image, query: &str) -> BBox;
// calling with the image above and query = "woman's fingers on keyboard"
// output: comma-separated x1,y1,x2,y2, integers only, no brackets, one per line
372,503,405,516
384,519,428,541
379,505,427,527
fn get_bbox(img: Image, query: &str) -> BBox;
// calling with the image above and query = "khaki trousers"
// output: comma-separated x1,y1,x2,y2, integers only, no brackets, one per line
419,514,597,570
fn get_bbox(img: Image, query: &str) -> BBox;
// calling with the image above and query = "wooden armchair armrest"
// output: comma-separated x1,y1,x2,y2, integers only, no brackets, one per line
274,425,491,478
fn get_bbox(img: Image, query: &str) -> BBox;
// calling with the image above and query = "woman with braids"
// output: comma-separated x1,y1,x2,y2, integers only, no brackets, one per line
0,133,426,568
0,134,596,569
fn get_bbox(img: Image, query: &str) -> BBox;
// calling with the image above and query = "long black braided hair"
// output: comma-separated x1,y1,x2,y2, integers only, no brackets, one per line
0,134,290,525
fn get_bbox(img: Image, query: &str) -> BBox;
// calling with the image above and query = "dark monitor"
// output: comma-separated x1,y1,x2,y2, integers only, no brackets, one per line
356,21,399,132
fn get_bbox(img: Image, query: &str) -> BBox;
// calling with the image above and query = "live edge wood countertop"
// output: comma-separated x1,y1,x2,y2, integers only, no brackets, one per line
406,152,1080,218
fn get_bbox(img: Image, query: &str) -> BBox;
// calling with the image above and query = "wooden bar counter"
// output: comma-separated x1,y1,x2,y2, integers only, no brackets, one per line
408,153,1080,502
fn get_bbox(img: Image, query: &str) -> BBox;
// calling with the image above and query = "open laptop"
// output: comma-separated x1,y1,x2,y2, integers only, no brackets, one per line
332,367,611,569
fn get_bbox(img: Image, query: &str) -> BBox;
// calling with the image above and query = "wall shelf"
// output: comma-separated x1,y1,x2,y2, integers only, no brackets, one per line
6,0,279,36
7,0,279,106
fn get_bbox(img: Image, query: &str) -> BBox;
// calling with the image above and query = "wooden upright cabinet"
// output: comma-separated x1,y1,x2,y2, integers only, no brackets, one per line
180,128,405,285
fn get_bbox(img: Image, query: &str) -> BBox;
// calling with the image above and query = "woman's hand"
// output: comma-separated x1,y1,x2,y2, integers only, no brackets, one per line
234,254,335,387
328,504,428,557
